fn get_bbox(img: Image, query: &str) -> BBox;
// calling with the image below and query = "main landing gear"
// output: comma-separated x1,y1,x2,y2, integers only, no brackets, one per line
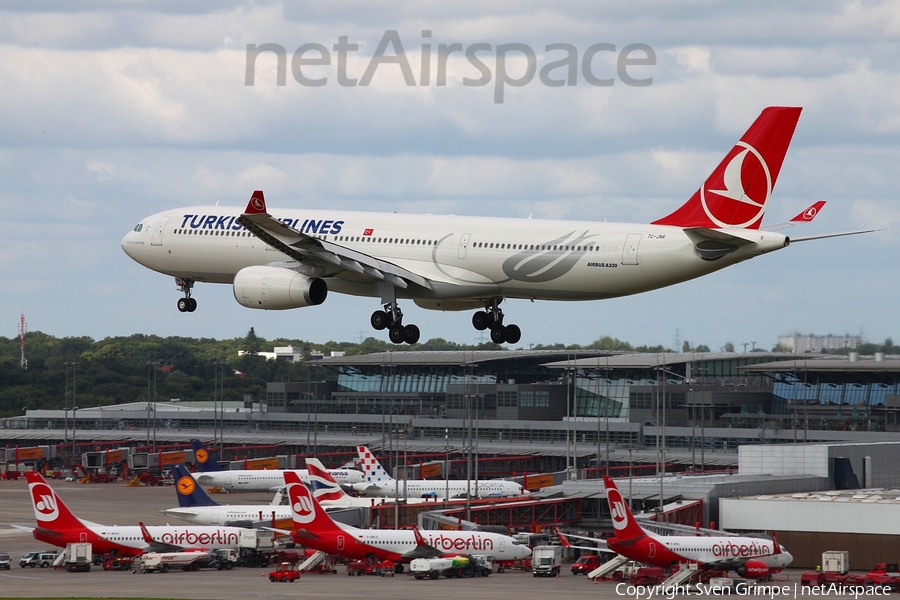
472,299,521,344
371,302,420,345
176,278,197,313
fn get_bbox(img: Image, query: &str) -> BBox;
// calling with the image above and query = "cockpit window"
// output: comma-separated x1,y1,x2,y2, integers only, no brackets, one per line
133,224,144,232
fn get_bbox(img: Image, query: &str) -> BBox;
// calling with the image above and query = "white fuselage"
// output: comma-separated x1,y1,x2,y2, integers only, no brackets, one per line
650,532,794,569
121,206,788,304
355,478,525,499
192,468,363,492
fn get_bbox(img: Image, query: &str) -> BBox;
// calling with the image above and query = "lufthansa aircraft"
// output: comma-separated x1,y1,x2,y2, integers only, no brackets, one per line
121,107,870,344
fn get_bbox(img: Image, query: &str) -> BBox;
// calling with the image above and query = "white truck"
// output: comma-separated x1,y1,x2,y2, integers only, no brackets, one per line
134,551,210,573
411,555,492,579
59,543,92,572
531,545,562,577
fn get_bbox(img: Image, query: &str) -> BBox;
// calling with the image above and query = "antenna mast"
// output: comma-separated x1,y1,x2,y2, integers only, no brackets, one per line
19,314,27,370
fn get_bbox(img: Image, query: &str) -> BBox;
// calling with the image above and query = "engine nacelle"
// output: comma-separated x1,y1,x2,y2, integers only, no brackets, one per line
735,560,770,579
233,266,327,310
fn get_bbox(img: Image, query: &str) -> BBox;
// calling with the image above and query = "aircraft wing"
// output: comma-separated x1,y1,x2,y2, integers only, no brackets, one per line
399,526,444,561
138,522,189,553
238,191,434,292
555,528,616,554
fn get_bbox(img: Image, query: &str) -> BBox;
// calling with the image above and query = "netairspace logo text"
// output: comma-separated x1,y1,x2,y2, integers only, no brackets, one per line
245,29,656,103
616,582,893,600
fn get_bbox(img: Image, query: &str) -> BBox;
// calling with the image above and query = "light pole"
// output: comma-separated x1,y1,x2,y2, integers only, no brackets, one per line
446,428,451,505
64,361,79,460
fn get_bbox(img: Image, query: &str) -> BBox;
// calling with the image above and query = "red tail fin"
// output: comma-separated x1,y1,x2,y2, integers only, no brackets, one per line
602,476,646,540
652,106,802,229
285,471,340,534
244,190,267,214
26,472,88,532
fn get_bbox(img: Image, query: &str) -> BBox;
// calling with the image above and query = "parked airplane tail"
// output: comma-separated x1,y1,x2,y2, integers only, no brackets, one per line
172,464,218,507
602,476,648,540
652,106,802,230
26,471,90,532
357,446,395,484
284,471,342,535
189,439,226,472
305,458,350,503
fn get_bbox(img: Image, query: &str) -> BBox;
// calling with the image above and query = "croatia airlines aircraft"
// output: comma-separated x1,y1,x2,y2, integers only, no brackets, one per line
599,476,792,578
188,439,364,491
283,471,531,571
354,446,526,499
25,472,248,557
121,107,872,345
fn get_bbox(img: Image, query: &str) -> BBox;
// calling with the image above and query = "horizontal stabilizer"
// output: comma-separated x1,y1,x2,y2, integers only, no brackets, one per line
790,228,882,242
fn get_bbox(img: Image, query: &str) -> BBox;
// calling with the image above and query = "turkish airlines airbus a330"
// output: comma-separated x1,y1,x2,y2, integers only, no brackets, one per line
121,107,871,344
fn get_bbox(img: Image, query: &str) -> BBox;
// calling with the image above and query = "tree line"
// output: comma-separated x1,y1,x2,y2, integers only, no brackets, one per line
0,329,894,418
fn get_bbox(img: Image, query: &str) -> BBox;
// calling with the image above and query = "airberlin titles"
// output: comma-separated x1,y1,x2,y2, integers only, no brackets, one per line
179,213,345,236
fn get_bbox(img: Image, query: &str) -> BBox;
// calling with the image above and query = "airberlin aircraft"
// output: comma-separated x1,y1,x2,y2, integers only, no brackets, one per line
282,471,531,571
121,107,871,344
24,472,248,556
599,476,793,578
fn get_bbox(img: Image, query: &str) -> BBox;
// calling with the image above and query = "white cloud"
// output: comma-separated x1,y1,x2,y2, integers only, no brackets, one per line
0,1,896,349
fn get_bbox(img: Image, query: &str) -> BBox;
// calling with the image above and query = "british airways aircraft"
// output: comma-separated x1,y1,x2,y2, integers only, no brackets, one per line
121,107,870,344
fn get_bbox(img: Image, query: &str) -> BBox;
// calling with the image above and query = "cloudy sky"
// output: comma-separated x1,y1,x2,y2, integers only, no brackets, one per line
2,1,898,351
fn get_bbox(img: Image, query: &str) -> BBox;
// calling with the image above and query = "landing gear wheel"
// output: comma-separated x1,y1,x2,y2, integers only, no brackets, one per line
187,298,197,312
472,311,490,331
389,325,406,344
504,324,521,344
490,326,506,344
177,298,189,312
371,310,390,330
404,324,420,345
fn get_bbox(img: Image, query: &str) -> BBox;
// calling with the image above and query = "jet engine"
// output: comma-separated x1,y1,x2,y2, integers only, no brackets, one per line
735,560,769,579
233,266,327,310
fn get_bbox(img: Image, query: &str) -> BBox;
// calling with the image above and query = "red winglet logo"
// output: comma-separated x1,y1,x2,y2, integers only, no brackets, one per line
789,200,826,222
244,190,267,214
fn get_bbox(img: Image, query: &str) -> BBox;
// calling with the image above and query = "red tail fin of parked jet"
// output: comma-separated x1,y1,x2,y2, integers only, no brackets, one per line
27,471,91,532
284,471,341,537
652,106,802,229
603,475,647,540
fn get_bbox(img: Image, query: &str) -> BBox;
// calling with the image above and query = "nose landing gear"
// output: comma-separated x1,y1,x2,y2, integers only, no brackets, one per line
371,302,420,345
472,299,520,344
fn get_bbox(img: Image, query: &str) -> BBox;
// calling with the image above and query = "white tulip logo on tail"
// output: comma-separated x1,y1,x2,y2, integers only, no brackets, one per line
289,484,316,525
701,141,771,228
30,482,59,523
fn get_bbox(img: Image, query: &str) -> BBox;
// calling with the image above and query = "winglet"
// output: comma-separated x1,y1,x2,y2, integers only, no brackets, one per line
789,201,825,222
771,532,781,555
139,522,155,544
411,525,428,548
244,190,267,215
554,526,573,548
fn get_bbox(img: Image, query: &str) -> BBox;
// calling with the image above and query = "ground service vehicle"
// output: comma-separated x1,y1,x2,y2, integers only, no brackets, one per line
532,545,562,577
0,553,11,570
134,551,210,573
571,555,602,575
61,543,93,572
20,551,57,568
269,562,301,582
411,555,492,579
